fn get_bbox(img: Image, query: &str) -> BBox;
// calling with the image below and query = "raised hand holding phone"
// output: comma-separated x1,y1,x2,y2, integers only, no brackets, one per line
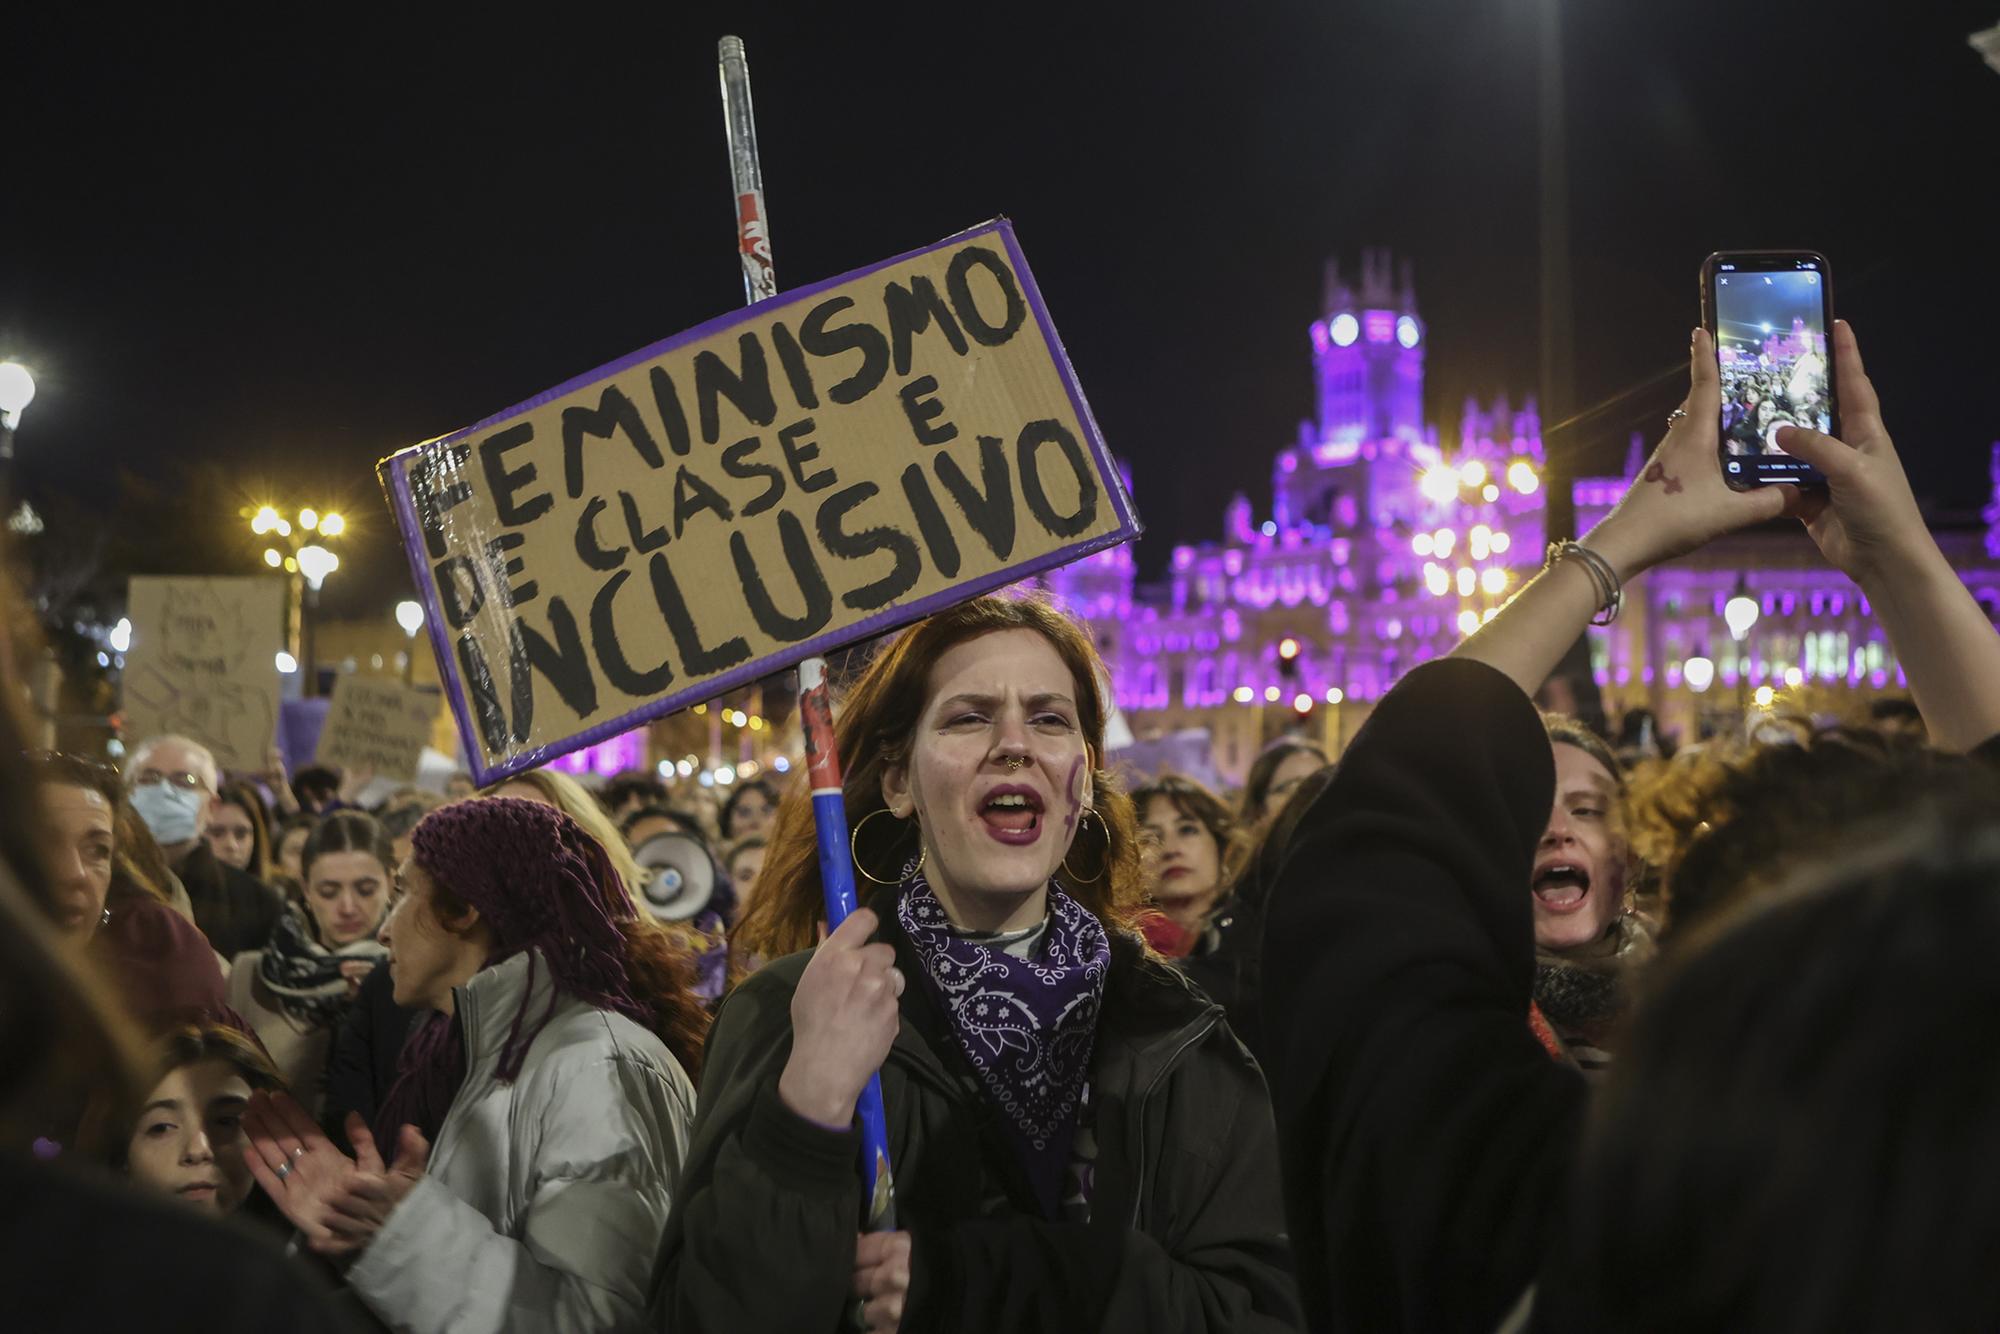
1769,322,1927,583
1773,322,2000,752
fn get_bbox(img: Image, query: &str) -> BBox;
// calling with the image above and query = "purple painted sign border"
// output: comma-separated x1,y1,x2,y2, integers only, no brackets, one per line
380,219,1140,786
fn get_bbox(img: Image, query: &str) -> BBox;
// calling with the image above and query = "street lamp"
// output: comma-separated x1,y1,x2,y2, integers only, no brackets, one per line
0,361,37,479
395,600,425,683
1724,580,1760,641
1724,577,1760,719
247,503,346,696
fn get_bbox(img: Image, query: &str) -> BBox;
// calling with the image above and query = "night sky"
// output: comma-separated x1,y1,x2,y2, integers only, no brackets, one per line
7,2,1997,621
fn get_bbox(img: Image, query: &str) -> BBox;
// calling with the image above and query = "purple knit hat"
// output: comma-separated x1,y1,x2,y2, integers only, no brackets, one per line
409,796,653,1080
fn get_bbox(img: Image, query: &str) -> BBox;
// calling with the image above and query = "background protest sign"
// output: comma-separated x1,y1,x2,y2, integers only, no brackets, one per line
122,576,283,772
381,219,1139,784
314,676,440,782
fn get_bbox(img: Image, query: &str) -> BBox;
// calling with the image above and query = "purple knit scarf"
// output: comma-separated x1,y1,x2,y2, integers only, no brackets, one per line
897,868,1110,1219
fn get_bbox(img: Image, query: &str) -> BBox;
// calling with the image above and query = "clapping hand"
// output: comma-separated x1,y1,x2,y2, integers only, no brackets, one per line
242,1090,430,1256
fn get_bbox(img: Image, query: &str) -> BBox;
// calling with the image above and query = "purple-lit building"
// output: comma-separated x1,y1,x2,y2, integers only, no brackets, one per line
1047,249,2000,782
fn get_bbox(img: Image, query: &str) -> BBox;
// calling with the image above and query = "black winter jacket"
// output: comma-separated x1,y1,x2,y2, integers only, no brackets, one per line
176,841,284,961
321,960,423,1154
1262,658,1587,1333
652,884,1302,1333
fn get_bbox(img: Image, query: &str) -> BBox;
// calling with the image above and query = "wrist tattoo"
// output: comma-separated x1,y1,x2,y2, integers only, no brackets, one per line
1642,460,1684,495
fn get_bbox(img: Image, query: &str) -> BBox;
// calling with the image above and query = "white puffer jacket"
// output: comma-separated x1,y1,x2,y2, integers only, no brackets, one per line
346,948,695,1333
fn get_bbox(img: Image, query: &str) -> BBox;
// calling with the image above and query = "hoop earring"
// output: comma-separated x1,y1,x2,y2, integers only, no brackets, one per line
1061,808,1110,883
851,807,925,886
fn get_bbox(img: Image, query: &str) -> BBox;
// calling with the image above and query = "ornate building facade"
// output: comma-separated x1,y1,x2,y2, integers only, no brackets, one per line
1048,249,2000,784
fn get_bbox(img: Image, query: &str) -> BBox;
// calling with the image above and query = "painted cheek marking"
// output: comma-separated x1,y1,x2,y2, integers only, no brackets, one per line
1062,757,1085,837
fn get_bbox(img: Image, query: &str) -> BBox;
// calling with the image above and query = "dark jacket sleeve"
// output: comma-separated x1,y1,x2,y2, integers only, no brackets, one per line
651,963,863,1333
321,963,416,1153
1260,658,1587,1334
904,1024,1303,1334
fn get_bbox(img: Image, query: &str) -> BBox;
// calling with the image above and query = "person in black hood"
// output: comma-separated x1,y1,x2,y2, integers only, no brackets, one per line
654,592,1300,1333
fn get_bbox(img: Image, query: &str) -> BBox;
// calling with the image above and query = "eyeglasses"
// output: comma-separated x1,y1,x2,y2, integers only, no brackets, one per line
130,769,207,792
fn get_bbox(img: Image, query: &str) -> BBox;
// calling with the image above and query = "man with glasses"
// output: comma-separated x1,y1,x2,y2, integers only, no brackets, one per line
126,735,283,959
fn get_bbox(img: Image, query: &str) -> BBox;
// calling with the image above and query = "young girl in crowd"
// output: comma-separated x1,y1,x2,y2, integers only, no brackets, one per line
725,835,766,916
1263,323,2000,1329
227,811,393,1111
720,775,779,842
204,780,274,881
242,796,707,1334
1238,737,1327,827
1132,773,1237,958
119,1023,282,1215
1529,718,1651,1075
657,594,1301,1333
272,813,317,894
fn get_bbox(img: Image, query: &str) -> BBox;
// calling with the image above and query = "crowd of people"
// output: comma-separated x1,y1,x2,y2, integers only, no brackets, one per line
6,317,2000,1330
1720,339,1831,455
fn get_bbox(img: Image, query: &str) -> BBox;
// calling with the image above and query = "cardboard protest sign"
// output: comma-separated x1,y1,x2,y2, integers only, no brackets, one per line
315,676,440,782
123,577,283,772
380,219,1139,784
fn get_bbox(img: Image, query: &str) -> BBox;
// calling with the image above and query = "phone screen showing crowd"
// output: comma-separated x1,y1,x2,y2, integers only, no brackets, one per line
1713,259,1832,484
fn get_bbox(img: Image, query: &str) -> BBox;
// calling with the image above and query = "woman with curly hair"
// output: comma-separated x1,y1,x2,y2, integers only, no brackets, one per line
243,796,707,1334
657,593,1300,1333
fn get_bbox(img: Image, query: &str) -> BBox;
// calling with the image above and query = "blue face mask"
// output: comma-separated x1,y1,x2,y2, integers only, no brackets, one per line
131,783,205,846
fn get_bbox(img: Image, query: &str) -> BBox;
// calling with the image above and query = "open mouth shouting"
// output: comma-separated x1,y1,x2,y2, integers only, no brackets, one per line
979,785,1046,845
1532,857,1593,916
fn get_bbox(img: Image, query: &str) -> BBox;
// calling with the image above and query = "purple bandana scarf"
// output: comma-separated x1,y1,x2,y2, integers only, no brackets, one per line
898,867,1111,1218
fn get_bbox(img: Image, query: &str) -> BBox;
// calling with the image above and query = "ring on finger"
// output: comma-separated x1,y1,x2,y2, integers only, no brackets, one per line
1666,406,1688,427
275,1160,293,1182
290,1147,307,1161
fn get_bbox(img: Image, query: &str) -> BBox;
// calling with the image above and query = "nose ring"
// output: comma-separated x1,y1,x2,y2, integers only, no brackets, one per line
1001,755,1030,771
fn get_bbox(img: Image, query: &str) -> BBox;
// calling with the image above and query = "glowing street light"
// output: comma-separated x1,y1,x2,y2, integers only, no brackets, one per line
1724,580,1760,641
1507,460,1539,494
396,600,426,637
1753,685,1776,709
1683,656,1716,693
296,544,340,591
1420,465,1460,504
319,512,345,537
0,361,37,464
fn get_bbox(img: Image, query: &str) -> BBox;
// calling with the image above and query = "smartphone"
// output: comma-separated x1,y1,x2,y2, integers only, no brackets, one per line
1699,250,1838,489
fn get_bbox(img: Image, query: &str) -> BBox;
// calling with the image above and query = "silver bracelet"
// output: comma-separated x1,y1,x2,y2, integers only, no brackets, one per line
1544,540,1623,625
